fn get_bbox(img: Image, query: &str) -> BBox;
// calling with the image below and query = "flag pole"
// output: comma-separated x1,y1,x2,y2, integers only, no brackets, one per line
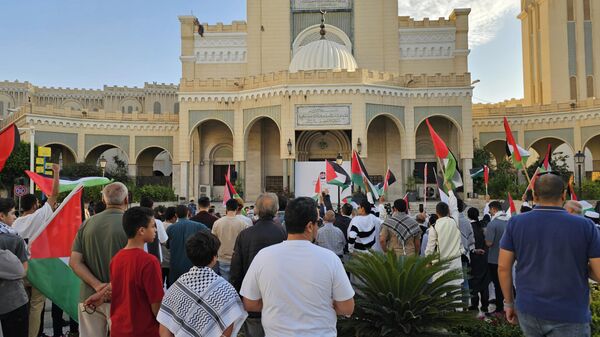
520,158,532,185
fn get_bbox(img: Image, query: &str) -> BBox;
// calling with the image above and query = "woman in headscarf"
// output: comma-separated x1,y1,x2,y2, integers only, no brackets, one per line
157,231,247,337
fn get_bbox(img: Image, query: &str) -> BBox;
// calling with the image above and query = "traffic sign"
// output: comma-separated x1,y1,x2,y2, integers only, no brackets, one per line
14,185,27,197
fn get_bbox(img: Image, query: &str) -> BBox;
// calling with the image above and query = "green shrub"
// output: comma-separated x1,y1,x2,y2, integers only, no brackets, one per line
591,283,600,337
133,185,176,202
337,252,470,337
60,163,102,179
451,315,523,337
582,180,600,200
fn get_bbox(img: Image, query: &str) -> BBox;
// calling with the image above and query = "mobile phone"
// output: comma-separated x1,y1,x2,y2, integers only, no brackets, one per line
419,204,424,213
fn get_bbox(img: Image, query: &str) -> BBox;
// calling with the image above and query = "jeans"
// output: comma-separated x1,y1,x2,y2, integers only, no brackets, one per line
0,304,29,337
243,317,265,337
219,261,231,282
489,263,504,312
518,311,591,337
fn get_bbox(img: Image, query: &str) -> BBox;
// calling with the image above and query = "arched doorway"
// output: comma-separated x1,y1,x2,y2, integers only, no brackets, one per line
296,130,352,162
527,137,574,171
85,145,129,175
136,147,173,187
482,140,506,168
415,116,461,192
43,143,77,167
583,134,600,176
365,115,403,197
245,117,281,199
192,120,233,200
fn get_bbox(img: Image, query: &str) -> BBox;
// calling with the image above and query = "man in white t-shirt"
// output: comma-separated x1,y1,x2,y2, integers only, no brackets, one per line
240,197,354,337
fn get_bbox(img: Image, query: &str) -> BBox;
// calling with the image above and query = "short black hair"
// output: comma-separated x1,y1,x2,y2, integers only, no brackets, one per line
165,206,177,221
225,199,239,212
122,207,154,239
176,205,189,218
0,198,15,215
285,197,318,234
359,200,372,213
457,198,465,212
94,201,106,214
21,194,37,212
429,214,439,226
534,174,565,201
140,196,154,208
185,231,220,267
341,203,353,216
198,196,211,208
436,202,450,217
489,201,503,212
393,199,407,213
467,207,479,221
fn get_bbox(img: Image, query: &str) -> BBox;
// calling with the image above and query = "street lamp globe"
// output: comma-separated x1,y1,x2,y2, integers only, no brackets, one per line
575,151,585,165
336,153,343,165
99,156,108,169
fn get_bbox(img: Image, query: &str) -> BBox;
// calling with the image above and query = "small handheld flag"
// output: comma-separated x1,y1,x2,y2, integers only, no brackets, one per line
0,124,20,172
426,119,463,189
326,160,350,189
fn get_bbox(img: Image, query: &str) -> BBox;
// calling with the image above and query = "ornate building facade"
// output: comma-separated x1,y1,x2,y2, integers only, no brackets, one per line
1,0,599,201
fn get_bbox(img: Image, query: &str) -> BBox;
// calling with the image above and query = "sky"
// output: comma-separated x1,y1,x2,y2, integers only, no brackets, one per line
0,0,523,103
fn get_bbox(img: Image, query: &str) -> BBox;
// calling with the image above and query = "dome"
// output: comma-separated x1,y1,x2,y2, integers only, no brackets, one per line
289,39,358,73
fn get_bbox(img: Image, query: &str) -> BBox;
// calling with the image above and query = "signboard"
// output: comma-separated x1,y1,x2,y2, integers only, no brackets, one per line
38,146,52,157
36,158,44,165
14,185,27,197
294,161,352,204
293,0,351,10
295,105,351,129
35,166,45,174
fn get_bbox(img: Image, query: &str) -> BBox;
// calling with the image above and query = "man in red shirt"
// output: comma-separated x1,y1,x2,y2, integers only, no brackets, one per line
110,206,164,337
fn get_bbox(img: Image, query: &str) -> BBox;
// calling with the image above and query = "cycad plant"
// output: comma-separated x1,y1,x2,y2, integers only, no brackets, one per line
338,251,471,337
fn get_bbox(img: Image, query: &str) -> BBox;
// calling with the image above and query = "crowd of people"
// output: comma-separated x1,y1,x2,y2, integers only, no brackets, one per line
2,168,600,337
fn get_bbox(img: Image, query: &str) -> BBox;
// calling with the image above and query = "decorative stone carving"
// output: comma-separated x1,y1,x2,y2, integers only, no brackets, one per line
194,32,247,64
295,105,351,129
293,0,351,10
399,28,456,60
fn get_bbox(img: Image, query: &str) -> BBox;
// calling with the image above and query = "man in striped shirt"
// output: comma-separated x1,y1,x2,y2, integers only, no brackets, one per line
347,200,381,253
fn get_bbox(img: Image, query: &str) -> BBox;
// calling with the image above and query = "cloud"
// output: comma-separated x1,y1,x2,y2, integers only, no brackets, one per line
398,0,520,46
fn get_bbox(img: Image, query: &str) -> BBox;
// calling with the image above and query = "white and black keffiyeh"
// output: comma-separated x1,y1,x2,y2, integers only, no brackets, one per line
157,267,247,337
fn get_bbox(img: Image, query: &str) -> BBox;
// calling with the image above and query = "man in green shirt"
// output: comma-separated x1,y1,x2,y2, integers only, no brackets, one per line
70,182,128,337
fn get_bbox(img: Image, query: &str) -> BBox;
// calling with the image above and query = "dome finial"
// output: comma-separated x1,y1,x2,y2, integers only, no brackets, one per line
320,10,327,39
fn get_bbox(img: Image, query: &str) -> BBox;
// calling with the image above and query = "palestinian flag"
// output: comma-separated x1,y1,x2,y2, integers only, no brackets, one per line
425,119,463,189
434,172,450,204
313,174,322,201
25,171,111,195
326,160,350,188
504,117,530,169
0,124,20,172
222,166,240,205
351,151,380,203
341,196,352,204
568,175,578,201
377,168,397,195
507,193,517,217
470,167,485,178
484,165,489,186
540,144,553,173
27,185,84,321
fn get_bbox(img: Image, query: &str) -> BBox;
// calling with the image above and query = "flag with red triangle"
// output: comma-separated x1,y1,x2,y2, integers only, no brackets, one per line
568,175,578,201
540,144,553,173
25,170,110,195
508,192,517,217
351,150,380,203
377,167,397,195
313,174,322,201
426,119,463,189
27,185,84,322
222,165,240,205
325,160,350,188
0,124,20,172
504,117,530,169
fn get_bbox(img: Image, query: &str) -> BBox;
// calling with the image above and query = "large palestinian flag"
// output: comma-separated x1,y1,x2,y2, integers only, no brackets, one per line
325,160,350,189
503,117,530,169
0,123,20,172
25,170,111,195
351,150,380,203
27,184,84,321
425,119,463,189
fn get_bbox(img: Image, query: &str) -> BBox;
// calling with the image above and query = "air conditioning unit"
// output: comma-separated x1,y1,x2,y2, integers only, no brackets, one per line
198,185,211,198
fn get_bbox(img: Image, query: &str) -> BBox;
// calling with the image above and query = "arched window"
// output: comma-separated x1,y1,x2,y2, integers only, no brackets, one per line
0,101,4,116
584,0,591,21
121,106,125,113
153,102,161,114
567,0,574,21
127,106,133,114
587,76,595,98
174,102,179,114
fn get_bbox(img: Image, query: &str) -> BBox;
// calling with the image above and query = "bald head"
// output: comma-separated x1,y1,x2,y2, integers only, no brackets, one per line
533,174,565,203
102,182,128,206
565,200,583,215
323,210,336,223
255,193,278,219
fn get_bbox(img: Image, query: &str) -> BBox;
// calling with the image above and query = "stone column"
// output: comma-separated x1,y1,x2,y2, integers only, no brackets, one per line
282,159,288,192
289,159,295,195
180,161,189,201
462,158,473,198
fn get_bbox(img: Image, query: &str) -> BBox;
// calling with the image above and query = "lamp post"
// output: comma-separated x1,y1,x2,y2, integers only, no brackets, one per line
574,150,585,199
287,139,292,156
99,156,108,177
356,138,362,155
336,153,343,212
